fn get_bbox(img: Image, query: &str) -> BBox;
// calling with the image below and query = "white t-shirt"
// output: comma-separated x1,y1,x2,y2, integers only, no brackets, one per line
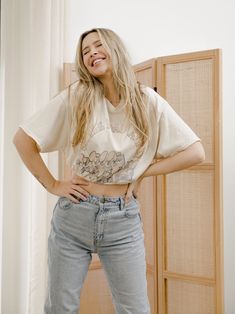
20,85,200,184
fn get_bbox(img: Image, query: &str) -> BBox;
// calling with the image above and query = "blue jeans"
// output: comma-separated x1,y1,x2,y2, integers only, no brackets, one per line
44,195,150,314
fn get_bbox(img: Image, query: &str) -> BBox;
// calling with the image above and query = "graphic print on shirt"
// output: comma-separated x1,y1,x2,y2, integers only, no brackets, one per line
70,114,141,183
72,150,139,183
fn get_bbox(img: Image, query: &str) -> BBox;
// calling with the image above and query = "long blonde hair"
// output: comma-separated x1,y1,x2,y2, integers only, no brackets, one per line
71,28,150,156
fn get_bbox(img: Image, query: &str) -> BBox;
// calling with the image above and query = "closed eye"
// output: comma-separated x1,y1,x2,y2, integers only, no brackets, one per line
83,50,90,56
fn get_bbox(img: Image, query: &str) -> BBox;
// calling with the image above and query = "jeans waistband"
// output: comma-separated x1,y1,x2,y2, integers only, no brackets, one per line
80,194,126,206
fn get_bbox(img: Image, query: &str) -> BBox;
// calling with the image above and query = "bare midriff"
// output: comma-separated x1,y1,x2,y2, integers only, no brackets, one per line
82,182,129,197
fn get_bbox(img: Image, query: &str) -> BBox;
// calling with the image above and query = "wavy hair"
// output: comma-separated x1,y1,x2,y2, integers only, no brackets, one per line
71,28,150,157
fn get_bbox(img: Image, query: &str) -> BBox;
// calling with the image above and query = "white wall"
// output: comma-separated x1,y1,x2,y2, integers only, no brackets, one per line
1,1,65,312
64,0,235,313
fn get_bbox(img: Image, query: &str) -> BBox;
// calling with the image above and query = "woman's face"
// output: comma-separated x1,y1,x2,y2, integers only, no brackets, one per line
82,32,112,79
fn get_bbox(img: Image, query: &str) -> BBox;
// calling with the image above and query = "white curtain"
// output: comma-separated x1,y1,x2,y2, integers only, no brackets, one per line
1,0,65,313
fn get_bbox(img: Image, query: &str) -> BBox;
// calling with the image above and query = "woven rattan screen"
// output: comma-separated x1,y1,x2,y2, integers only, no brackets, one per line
165,59,214,163
157,50,223,314
166,171,215,277
167,280,215,314
134,59,157,89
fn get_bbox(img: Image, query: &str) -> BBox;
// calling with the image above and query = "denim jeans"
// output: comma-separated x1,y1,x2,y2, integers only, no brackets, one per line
44,195,150,314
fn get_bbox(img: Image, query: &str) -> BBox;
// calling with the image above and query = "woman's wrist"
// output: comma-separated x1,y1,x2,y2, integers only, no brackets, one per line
141,163,159,179
46,178,59,194
33,172,57,193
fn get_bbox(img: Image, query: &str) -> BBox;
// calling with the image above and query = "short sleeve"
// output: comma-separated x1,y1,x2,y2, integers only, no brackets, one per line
20,89,70,153
151,91,200,158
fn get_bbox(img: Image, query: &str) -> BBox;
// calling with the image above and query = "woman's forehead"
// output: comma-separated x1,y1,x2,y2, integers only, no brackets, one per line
82,32,100,49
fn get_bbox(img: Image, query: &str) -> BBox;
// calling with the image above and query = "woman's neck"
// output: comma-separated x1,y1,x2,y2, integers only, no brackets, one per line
99,75,120,107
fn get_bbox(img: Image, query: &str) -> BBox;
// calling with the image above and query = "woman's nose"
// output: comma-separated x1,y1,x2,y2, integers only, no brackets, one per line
90,48,98,56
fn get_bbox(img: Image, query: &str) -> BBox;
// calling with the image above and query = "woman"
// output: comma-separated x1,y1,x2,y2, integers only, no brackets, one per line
13,28,205,314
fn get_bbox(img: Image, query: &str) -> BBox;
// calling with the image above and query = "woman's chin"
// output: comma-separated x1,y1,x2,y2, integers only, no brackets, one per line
90,67,112,79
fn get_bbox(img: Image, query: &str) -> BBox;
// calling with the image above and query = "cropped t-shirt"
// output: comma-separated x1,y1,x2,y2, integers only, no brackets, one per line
20,85,200,184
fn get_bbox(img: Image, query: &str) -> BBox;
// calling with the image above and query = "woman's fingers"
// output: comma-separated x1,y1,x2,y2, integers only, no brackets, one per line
72,184,90,197
66,192,80,203
124,180,142,204
67,183,90,201
67,187,88,202
50,179,90,202
70,190,87,201
132,183,140,198
124,183,134,204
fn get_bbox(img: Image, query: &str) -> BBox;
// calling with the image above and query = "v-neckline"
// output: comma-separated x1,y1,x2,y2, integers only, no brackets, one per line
104,96,125,112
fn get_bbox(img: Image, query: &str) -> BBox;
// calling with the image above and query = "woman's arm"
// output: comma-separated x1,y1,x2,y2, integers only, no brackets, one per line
13,128,90,202
143,141,205,178
125,141,205,202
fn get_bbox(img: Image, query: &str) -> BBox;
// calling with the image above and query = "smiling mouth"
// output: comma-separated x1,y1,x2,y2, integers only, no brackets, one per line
92,58,105,67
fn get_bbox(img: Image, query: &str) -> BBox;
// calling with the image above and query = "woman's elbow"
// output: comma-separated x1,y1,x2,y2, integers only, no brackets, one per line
13,128,38,152
13,128,22,148
193,141,206,164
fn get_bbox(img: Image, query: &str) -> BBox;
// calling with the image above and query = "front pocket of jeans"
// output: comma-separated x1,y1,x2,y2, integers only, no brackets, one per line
124,208,139,218
58,197,73,210
53,198,74,225
124,197,140,217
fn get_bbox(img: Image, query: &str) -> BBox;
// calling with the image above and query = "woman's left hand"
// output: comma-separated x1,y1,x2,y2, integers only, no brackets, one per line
124,176,144,204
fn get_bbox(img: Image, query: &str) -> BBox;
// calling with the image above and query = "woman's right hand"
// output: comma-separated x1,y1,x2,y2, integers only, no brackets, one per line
13,129,90,203
48,176,91,203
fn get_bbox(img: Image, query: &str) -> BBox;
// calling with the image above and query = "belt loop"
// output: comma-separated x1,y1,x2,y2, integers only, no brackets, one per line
100,195,105,204
119,197,124,210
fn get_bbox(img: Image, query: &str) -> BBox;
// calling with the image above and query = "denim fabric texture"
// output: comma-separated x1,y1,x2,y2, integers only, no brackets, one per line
44,195,150,314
